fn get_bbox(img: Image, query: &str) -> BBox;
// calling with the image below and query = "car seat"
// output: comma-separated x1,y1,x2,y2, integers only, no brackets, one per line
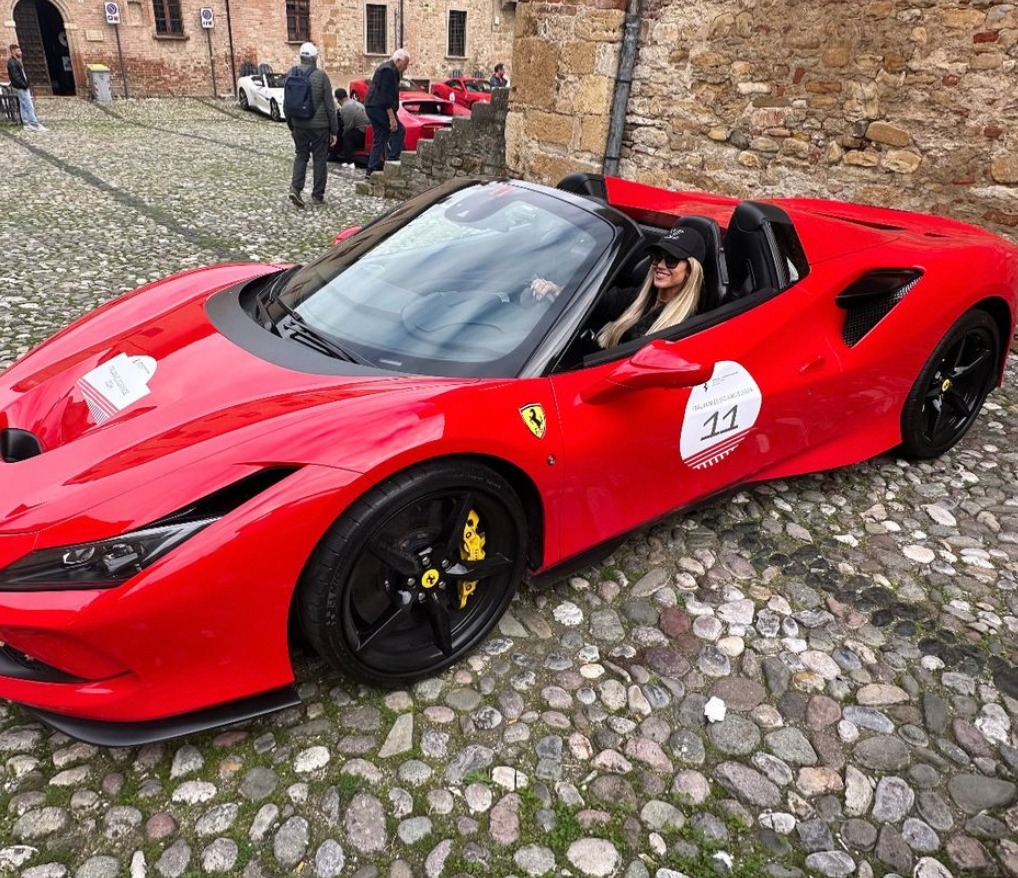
723,201,792,301
555,172,608,203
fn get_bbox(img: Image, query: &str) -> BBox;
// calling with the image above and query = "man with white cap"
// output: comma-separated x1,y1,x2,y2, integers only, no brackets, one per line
286,41,337,207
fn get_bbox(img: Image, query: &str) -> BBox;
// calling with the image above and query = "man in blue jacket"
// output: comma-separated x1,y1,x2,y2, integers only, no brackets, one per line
287,42,337,208
363,48,410,178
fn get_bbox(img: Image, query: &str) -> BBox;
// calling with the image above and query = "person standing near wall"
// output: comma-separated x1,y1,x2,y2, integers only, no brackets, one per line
490,63,508,88
363,48,410,178
286,42,337,208
6,44,47,132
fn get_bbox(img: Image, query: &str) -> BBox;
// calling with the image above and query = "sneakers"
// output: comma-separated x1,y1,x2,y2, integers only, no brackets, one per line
311,196,325,206
288,189,305,209
24,124,46,132
341,163,355,170
34,124,48,132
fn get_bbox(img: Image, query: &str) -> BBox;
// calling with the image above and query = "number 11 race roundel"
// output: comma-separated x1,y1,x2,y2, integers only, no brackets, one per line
680,361,762,470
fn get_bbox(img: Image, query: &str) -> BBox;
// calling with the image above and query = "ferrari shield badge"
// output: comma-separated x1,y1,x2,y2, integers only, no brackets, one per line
519,403,547,439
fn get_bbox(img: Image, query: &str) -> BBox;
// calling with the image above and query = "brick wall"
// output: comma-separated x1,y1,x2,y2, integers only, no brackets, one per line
3,0,514,98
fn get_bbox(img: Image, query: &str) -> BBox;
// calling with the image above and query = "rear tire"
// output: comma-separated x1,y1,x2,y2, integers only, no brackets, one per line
238,90,249,111
270,99,281,122
298,461,527,688
899,309,999,458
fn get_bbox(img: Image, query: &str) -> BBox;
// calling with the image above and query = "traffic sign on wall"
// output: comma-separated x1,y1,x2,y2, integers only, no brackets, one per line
104,2,120,24
200,7,215,28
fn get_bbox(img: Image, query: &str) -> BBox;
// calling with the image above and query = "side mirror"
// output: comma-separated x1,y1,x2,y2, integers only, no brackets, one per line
581,339,712,403
331,225,362,246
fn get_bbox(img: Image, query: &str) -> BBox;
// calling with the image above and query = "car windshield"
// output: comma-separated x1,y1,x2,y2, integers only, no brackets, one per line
464,80,492,93
265,73,285,88
276,181,615,377
402,100,453,117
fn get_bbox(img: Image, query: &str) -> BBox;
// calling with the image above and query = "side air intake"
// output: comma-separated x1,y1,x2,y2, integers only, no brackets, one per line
836,269,922,346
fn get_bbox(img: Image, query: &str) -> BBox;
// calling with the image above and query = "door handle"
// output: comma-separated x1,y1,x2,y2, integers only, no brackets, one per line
798,355,825,375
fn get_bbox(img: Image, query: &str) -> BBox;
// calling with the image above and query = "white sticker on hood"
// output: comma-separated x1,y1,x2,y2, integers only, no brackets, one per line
680,360,761,469
78,353,157,424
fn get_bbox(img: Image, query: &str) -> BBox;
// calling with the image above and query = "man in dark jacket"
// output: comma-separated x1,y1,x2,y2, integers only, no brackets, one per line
363,48,409,178
287,42,337,208
6,44,46,132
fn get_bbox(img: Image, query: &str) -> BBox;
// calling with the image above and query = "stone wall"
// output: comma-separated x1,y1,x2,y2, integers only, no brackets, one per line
360,86,510,198
508,0,1018,239
504,0,627,184
3,0,514,98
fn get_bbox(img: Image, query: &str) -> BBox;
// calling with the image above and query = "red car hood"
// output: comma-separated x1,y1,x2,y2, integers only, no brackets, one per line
0,264,474,535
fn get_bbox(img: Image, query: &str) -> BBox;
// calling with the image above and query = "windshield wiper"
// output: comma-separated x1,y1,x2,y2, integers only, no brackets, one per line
255,266,300,332
275,299,369,365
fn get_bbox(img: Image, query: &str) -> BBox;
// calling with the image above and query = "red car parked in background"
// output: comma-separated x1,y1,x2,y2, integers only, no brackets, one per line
431,77,493,108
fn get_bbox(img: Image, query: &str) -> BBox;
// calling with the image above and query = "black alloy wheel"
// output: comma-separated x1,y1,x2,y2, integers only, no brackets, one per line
238,89,249,110
900,308,1000,458
298,461,527,687
270,99,281,122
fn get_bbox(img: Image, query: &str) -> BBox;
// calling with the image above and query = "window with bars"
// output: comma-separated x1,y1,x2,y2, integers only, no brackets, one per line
152,0,183,35
365,5,387,55
286,0,311,42
447,10,467,58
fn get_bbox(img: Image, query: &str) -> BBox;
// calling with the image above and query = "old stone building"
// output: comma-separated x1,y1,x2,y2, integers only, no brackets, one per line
506,0,1018,238
3,0,515,98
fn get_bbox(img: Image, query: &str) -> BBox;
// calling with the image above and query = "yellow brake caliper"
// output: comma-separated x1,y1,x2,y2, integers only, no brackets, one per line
458,509,485,609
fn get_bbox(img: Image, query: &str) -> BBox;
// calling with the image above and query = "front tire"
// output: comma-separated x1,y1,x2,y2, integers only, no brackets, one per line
238,89,249,111
270,99,281,122
899,309,999,458
298,461,527,688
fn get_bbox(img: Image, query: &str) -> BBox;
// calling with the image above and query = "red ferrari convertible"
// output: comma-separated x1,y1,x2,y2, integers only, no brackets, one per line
431,77,493,108
0,173,1015,743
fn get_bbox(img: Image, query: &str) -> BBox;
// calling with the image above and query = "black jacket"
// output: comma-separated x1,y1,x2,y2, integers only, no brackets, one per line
364,60,399,112
7,56,29,90
592,285,664,345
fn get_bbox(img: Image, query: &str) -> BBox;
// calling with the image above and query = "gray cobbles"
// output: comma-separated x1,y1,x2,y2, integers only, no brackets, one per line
2,98,1018,878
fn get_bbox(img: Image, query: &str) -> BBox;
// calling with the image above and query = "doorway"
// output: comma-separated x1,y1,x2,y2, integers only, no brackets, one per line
13,0,76,96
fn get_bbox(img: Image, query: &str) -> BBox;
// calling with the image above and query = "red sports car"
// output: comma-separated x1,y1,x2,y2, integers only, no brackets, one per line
431,77,493,108
0,173,1015,743
330,95,465,165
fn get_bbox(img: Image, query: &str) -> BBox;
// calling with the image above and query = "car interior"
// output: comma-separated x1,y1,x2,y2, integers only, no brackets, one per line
555,172,807,314
549,172,810,372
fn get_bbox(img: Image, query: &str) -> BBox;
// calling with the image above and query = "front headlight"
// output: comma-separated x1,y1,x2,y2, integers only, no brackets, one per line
0,518,217,590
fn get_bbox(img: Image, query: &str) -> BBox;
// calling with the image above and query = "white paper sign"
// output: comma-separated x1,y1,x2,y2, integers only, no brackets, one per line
680,360,761,469
78,353,157,424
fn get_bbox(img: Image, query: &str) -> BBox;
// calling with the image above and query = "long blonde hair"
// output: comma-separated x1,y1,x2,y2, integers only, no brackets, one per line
598,257,704,349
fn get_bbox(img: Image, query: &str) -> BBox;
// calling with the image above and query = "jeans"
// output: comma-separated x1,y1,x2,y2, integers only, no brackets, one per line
15,88,40,127
290,126,330,200
365,106,405,173
342,128,365,164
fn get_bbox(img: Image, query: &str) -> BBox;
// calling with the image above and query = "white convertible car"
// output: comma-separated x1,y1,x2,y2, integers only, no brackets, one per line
237,72,286,122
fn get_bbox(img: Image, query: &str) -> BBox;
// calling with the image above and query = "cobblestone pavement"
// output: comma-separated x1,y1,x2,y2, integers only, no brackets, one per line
1,99,1018,878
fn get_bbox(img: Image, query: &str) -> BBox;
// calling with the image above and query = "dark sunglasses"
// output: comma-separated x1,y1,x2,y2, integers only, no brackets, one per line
650,252,682,269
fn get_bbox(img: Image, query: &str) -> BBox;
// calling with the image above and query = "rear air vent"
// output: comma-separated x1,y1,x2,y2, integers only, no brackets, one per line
836,269,922,346
1,428,43,462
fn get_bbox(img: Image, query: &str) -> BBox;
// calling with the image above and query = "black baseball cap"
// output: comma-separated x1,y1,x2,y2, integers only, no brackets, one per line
646,225,706,264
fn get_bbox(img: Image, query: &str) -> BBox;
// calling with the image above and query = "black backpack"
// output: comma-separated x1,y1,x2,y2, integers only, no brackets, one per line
283,66,315,119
